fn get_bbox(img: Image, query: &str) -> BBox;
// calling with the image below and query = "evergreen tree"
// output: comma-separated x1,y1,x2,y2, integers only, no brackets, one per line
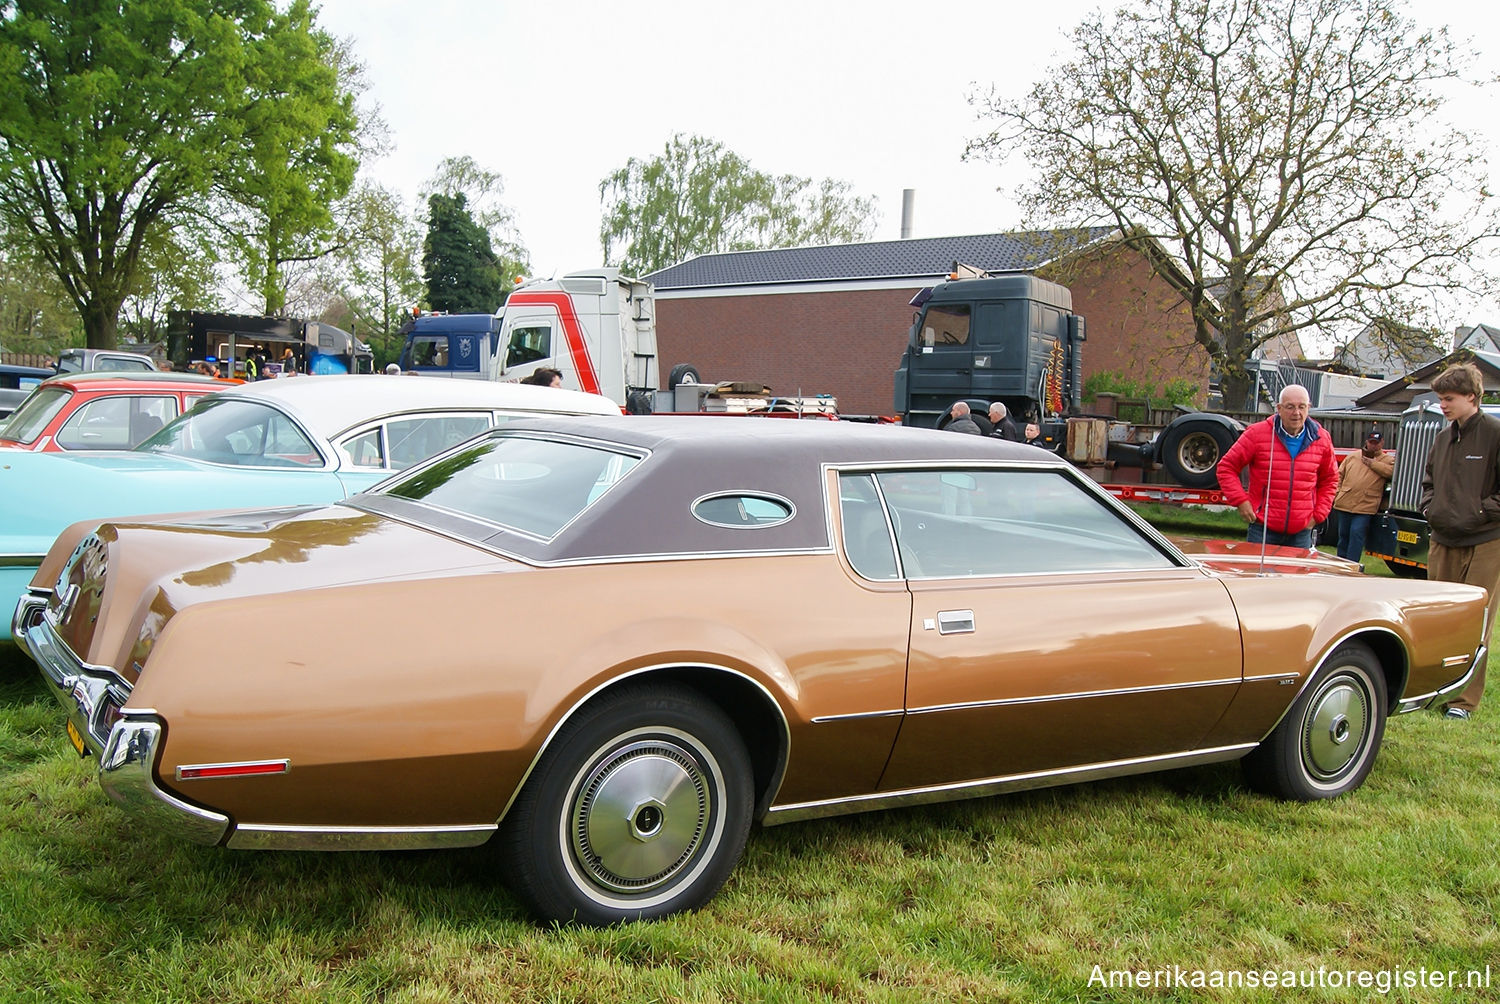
422,194,502,313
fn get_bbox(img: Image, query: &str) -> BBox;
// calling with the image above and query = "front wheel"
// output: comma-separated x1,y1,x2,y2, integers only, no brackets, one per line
1242,641,1387,800
499,683,753,925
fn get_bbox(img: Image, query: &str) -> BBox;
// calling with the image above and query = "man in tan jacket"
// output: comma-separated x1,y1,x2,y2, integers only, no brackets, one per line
1331,429,1394,562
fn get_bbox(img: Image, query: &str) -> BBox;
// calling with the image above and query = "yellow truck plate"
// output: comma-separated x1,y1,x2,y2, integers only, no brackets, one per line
66,719,86,757
1396,530,1419,544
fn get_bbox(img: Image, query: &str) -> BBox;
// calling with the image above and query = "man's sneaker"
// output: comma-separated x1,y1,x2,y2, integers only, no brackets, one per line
1443,707,1471,720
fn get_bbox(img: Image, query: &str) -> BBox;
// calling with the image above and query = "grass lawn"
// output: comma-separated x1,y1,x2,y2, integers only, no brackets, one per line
2,513,1493,1001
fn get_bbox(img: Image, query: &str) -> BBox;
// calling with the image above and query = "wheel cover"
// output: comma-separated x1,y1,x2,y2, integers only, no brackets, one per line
568,737,712,895
1175,431,1220,475
1301,671,1373,782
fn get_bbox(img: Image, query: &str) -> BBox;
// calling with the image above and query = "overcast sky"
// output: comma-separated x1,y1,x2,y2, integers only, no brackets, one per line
312,0,1499,323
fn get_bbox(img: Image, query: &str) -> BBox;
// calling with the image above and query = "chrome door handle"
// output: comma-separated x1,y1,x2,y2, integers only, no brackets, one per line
935,609,975,635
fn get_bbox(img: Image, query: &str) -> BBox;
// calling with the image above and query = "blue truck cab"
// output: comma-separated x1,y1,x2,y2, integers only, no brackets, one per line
396,314,502,378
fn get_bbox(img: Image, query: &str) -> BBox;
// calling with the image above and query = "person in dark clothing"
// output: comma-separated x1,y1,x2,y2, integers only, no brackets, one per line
1420,362,1500,719
988,402,1021,442
946,401,982,435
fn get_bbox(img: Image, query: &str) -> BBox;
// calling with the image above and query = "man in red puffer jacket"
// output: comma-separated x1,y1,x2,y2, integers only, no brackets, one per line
1216,384,1340,548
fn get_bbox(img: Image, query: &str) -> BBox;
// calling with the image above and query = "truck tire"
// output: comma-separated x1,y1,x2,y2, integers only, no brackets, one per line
667,363,701,389
1161,420,1237,489
626,391,653,415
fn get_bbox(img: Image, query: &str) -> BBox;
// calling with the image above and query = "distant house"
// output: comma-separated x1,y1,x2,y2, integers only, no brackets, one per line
645,229,1212,417
1353,348,1500,412
1453,323,1500,354
1331,320,1444,379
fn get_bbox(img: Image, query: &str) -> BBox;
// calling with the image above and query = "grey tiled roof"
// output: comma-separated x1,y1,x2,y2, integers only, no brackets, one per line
644,227,1118,289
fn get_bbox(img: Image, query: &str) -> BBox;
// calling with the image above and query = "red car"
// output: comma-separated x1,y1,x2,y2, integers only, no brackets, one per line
0,371,229,452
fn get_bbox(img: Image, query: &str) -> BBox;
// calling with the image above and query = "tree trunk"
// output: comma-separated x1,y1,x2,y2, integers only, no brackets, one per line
83,299,119,350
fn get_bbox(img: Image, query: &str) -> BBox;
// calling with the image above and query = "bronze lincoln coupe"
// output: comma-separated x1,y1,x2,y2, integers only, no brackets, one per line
14,418,1489,924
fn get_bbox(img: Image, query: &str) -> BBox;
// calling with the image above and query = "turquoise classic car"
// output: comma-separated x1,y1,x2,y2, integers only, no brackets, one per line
2,375,620,638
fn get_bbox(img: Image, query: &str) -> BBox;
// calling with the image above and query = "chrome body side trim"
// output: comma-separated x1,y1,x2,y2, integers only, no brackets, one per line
1393,644,1484,714
226,822,495,851
763,743,1258,825
98,715,230,846
809,708,904,725
906,676,1243,716
0,553,47,568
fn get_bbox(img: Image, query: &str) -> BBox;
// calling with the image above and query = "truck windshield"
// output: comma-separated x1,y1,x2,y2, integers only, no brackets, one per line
920,305,970,348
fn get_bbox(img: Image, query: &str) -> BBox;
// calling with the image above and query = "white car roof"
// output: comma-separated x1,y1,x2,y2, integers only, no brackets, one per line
213,375,619,436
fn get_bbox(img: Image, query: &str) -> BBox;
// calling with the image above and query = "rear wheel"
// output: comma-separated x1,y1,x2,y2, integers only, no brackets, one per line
499,683,753,925
1242,641,1387,800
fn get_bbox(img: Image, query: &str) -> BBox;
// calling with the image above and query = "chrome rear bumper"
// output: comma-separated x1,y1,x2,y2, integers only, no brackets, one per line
16,592,229,846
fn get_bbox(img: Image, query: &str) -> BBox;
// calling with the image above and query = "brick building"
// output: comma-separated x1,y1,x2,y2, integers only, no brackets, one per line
646,228,1212,417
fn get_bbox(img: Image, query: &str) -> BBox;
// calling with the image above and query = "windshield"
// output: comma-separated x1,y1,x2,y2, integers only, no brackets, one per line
0,386,72,444
137,397,324,467
379,434,641,539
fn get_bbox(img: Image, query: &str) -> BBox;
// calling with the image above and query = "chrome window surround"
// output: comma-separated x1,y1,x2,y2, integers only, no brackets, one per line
689,491,797,530
822,459,1192,584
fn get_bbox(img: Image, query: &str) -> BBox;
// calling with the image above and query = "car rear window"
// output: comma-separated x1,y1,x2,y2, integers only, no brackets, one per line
379,434,642,540
0,386,72,444
138,397,324,467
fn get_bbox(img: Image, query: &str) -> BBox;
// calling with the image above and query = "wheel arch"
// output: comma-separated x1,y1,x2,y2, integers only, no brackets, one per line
1270,626,1408,738
495,662,791,827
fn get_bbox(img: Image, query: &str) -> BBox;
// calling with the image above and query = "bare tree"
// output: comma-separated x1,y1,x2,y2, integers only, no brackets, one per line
968,0,1499,407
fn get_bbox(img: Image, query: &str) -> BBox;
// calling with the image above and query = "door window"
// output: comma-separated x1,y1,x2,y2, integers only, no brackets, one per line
55,395,177,450
505,325,552,368
874,468,1177,578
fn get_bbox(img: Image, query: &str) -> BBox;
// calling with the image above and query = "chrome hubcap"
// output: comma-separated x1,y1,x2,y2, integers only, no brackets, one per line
570,739,710,893
1304,675,1370,779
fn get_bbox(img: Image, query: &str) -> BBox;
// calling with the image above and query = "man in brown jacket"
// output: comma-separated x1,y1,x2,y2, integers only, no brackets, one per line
1420,362,1500,719
1331,429,1394,562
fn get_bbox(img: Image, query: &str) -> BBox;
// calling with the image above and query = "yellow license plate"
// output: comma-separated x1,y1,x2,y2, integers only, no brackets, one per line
1396,530,1419,544
66,719,86,757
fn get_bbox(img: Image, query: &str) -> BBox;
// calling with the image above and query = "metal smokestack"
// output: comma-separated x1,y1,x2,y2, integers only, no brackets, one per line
900,189,915,239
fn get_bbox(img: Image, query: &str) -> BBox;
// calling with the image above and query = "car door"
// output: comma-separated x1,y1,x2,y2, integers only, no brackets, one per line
872,466,1244,792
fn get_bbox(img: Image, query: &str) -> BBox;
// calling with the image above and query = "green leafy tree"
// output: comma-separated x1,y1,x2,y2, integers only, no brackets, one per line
0,239,80,356
423,193,502,313
419,156,529,293
216,3,360,315
0,0,356,349
968,0,1499,408
599,133,879,277
334,182,425,364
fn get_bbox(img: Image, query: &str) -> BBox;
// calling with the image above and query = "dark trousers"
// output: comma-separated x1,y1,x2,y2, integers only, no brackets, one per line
1247,522,1313,549
1333,510,1372,563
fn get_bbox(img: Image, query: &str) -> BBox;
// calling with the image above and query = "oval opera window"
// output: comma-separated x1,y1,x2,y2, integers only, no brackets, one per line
691,493,795,529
